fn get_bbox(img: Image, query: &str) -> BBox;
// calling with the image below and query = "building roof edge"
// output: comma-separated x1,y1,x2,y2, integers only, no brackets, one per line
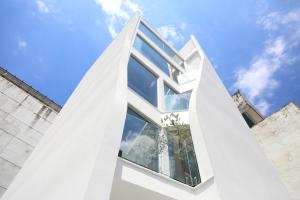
0,66,62,112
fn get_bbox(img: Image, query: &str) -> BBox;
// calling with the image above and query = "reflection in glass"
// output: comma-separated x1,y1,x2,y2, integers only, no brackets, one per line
164,84,191,111
128,56,157,106
134,36,170,75
139,22,184,67
134,36,180,83
120,108,160,172
165,126,201,186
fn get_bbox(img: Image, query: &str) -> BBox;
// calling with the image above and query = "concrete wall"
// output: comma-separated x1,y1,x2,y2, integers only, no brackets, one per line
252,102,300,200
0,75,59,197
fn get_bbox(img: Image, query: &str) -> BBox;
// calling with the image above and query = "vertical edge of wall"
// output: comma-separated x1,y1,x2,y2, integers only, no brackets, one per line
192,43,291,199
1,13,141,200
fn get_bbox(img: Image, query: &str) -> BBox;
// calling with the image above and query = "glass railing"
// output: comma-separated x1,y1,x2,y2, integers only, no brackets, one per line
164,93,191,112
163,126,201,186
139,22,184,67
119,108,201,187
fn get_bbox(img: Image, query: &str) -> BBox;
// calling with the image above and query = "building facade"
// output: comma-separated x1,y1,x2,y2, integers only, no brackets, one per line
1,13,291,200
233,91,300,200
0,67,60,197
251,102,300,200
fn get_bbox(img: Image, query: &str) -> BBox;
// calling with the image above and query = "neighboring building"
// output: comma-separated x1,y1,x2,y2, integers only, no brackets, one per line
0,67,60,197
233,91,300,200
232,90,264,127
1,14,291,200
252,102,300,200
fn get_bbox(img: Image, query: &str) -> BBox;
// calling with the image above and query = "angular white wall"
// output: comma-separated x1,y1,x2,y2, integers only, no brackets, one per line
1,13,140,200
190,37,291,200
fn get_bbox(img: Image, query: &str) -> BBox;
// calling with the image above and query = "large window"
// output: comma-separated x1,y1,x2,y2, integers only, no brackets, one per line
119,108,202,187
133,35,180,83
165,126,201,186
139,22,184,67
128,56,157,106
120,108,160,172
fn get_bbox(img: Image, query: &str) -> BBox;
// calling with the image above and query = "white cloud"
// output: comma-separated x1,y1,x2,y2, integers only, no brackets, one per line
36,0,50,14
18,39,28,49
157,25,185,46
233,8,300,115
95,0,142,38
256,99,270,115
257,8,300,31
234,37,286,102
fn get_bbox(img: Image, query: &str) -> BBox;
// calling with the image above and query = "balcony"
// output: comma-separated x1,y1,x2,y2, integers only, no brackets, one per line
164,93,191,112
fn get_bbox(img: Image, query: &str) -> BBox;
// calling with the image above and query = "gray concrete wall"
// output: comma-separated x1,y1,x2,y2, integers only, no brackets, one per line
252,102,300,200
0,75,59,198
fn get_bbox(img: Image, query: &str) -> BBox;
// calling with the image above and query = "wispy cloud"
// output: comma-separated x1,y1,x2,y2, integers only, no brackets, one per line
233,8,300,115
257,8,300,31
18,38,28,49
95,0,142,38
36,0,50,14
157,24,185,46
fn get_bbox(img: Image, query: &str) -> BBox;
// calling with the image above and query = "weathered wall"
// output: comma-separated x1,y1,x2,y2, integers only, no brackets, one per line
252,102,300,200
0,75,59,197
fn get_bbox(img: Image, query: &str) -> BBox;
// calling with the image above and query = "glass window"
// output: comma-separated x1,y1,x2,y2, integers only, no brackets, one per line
164,83,177,95
128,56,157,106
165,126,201,187
134,36,181,83
139,22,184,67
242,113,255,128
134,35,170,75
120,108,160,172
164,83,191,111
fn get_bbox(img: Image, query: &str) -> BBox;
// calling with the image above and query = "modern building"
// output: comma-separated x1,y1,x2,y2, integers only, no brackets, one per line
0,67,60,197
1,13,291,200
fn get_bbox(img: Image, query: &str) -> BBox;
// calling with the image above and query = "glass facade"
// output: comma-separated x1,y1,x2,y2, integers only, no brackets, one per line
120,22,201,188
133,35,180,83
165,126,201,186
164,84,191,112
120,108,160,172
139,22,184,67
128,56,157,106
119,109,201,187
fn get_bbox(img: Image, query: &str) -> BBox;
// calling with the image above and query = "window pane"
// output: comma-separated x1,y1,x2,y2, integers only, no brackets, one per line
165,126,201,186
120,108,160,172
139,22,184,67
164,83,177,95
128,56,157,106
134,36,170,75
164,84,191,111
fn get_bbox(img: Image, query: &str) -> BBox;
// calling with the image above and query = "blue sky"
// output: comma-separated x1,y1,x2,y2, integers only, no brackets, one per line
0,0,299,116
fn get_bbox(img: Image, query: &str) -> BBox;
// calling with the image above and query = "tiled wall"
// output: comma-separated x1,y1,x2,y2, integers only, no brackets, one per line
0,76,58,197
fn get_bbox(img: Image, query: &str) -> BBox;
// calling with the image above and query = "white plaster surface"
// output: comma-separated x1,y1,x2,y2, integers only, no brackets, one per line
1,14,140,200
190,35,291,200
0,13,294,200
252,102,300,200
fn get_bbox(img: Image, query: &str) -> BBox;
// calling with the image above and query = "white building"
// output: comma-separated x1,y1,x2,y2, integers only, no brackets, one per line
1,13,291,200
